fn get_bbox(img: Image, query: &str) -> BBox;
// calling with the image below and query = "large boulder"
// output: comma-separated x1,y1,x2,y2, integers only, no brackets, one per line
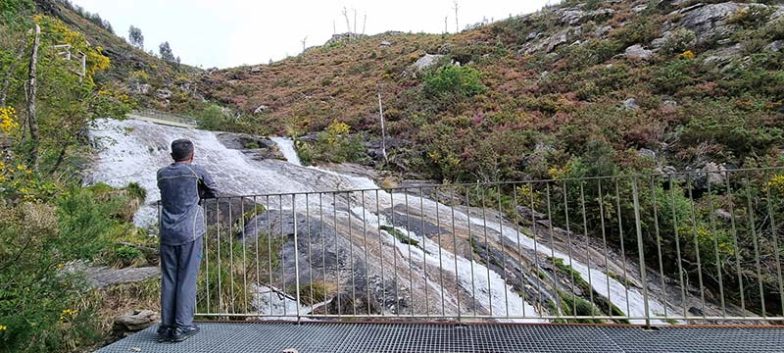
409,54,445,73
113,310,159,337
624,44,654,60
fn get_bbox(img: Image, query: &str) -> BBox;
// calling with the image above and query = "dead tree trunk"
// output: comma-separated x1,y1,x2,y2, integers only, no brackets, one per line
26,24,41,170
377,91,388,164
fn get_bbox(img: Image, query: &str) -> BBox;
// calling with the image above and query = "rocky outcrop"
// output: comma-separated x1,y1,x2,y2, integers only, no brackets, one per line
678,2,770,44
217,132,285,161
61,261,160,288
559,8,615,25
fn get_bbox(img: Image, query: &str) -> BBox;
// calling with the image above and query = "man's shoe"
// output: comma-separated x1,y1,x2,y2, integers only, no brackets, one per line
170,325,200,343
156,326,172,343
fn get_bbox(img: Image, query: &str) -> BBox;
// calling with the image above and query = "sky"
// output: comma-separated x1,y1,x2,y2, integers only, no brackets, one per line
70,0,554,69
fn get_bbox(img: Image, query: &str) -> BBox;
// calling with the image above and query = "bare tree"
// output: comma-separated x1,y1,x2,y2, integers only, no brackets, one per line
333,20,337,35
342,7,351,33
444,16,448,34
362,14,367,34
26,24,41,169
453,0,459,32
353,9,357,34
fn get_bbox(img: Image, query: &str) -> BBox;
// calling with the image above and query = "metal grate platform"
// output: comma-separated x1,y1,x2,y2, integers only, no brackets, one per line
96,322,784,353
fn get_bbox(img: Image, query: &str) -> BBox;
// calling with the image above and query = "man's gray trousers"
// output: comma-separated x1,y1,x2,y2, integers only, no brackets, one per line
160,236,202,328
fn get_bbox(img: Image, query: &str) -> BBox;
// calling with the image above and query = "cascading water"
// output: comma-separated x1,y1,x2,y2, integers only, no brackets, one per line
88,117,678,322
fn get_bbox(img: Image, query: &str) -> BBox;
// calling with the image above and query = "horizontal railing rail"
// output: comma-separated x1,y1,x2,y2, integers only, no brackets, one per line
129,109,197,127
158,167,784,325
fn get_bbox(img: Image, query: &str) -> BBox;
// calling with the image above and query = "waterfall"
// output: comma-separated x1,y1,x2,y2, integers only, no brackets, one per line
87,117,677,322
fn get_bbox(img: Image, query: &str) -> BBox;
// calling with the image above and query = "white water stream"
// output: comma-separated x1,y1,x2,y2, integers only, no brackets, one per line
88,118,674,323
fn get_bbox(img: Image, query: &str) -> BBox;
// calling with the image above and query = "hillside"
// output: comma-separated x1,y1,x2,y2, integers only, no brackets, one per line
202,0,784,182
33,0,207,113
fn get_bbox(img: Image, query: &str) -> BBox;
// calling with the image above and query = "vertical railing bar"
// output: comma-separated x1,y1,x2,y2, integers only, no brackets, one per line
266,196,273,316
466,187,477,318
436,187,446,317
361,190,372,316
649,176,668,320
320,193,326,318
229,200,235,314
745,177,766,318
597,181,612,318
241,198,248,314
217,198,223,314
669,177,688,320
545,183,562,317
512,184,527,319
334,192,341,317
686,174,707,319
254,197,260,316
391,191,400,316
725,172,746,317
705,172,726,317
579,182,595,321
306,193,314,312
203,201,210,314
531,182,544,318
420,187,430,318
497,184,510,318
631,177,651,327
765,175,784,319
450,187,461,320
481,187,493,317
376,189,384,317
404,190,414,318
613,178,631,317
293,194,302,321
562,180,577,318
279,195,286,317
347,192,357,316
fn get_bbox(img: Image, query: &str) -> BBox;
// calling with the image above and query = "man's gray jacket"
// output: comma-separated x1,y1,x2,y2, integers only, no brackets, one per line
157,163,218,246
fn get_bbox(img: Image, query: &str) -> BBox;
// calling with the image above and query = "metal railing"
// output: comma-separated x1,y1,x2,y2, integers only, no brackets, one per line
129,109,197,127
174,167,784,325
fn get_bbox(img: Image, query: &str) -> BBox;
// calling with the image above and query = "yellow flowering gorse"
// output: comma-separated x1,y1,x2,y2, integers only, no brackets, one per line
0,106,19,134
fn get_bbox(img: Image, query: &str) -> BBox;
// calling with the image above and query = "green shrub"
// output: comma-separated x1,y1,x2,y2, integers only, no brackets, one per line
727,6,774,28
661,28,696,55
652,58,698,95
423,65,486,100
612,17,660,48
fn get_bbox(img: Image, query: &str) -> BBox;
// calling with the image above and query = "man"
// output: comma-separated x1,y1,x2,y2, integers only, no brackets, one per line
156,139,218,342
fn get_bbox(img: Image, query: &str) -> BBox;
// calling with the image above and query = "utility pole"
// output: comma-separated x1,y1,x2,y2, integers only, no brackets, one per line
377,91,388,164
453,0,459,33
301,37,307,53
333,20,336,35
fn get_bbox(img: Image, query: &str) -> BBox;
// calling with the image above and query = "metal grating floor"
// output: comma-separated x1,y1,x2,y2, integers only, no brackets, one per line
96,322,784,353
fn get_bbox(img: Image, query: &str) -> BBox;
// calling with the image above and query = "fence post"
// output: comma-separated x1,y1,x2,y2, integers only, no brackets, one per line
631,177,651,327
293,194,302,323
